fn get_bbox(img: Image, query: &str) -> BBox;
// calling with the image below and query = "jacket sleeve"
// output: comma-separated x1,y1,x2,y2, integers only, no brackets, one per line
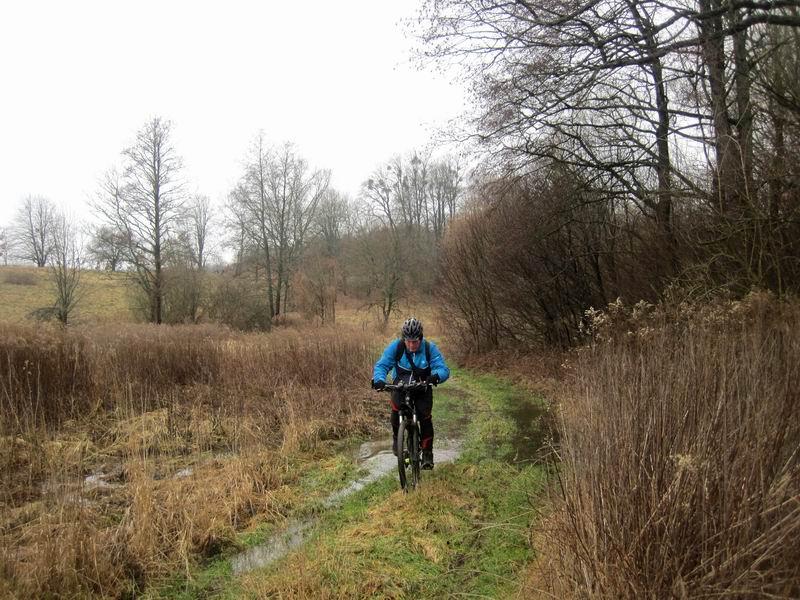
373,340,398,383
428,341,450,383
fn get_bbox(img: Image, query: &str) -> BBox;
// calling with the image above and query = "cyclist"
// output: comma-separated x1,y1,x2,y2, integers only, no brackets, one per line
372,317,450,469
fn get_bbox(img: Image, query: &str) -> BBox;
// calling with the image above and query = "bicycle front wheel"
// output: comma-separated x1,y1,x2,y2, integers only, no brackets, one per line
408,424,420,490
397,419,409,492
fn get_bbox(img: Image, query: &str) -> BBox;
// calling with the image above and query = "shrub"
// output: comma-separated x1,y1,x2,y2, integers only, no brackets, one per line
3,271,37,286
208,274,272,331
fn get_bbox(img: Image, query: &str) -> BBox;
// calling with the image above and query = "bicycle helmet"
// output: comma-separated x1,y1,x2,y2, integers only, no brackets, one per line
401,316,423,340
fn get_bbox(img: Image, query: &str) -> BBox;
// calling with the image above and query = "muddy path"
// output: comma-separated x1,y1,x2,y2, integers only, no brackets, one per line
148,371,554,599
231,395,467,574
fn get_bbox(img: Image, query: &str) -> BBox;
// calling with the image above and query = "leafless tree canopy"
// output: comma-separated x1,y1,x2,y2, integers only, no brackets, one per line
227,136,330,318
95,117,185,324
420,0,800,285
48,212,85,325
184,194,214,270
364,152,462,239
12,195,57,268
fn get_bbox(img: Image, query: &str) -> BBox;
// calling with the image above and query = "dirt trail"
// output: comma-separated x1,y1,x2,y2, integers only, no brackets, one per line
147,372,551,599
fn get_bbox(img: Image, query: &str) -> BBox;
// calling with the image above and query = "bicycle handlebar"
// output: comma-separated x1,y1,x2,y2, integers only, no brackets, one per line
379,380,431,393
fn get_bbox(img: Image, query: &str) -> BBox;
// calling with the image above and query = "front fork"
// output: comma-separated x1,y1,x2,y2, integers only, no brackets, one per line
398,398,418,463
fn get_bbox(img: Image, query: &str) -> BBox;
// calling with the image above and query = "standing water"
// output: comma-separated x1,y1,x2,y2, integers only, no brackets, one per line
230,435,463,574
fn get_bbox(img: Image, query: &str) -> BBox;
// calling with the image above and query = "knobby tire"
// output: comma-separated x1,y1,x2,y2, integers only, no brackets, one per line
397,419,408,492
409,424,420,490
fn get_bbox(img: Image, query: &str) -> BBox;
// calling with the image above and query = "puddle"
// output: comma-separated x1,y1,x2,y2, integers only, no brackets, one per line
505,395,557,463
231,434,463,574
231,519,313,573
84,472,117,490
325,436,462,507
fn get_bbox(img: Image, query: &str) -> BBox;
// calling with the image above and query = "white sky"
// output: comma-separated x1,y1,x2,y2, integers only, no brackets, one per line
0,0,466,227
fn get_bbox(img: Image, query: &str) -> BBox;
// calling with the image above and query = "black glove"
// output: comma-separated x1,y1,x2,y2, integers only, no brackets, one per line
425,373,440,386
372,379,386,391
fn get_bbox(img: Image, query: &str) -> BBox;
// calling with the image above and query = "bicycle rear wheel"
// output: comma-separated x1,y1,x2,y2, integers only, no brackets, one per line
397,419,409,492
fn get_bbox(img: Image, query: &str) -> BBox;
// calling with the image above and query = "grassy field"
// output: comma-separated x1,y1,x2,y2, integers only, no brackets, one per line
0,266,555,598
0,265,441,335
0,265,134,323
0,322,385,598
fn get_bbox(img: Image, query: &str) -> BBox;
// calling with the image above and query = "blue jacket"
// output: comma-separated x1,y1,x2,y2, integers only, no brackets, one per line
373,338,450,385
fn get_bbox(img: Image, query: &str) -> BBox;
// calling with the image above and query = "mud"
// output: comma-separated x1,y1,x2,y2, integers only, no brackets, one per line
504,395,555,463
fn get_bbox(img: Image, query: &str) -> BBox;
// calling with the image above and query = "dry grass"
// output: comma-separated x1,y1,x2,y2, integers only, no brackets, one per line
546,293,800,598
333,292,444,341
0,265,133,324
0,323,377,432
0,321,382,598
3,271,37,286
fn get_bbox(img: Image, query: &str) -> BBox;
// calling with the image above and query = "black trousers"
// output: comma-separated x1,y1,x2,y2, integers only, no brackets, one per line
389,387,434,450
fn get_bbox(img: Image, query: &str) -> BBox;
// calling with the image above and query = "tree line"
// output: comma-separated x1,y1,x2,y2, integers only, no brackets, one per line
1,117,463,327
419,0,800,348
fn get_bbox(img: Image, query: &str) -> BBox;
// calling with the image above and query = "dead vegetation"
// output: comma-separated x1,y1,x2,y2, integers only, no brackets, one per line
0,322,380,598
542,293,800,598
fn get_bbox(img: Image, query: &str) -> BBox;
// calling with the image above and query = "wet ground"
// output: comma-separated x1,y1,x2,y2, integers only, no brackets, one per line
231,434,463,574
230,381,552,575
505,394,558,463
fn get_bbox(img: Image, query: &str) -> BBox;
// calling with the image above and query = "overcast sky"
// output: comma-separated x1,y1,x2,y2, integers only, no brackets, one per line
0,0,466,228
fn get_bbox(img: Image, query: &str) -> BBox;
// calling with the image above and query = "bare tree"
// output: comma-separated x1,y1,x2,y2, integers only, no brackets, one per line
296,242,338,324
230,136,329,317
418,0,800,290
224,185,256,277
12,195,57,267
354,225,406,330
185,193,214,270
315,188,352,258
428,157,462,239
364,166,398,231
364,152,461,237
0,227,10,266
87,225,128,271
268,142,330,314
232,133,277,315
95,117,184,324
48,212,85,325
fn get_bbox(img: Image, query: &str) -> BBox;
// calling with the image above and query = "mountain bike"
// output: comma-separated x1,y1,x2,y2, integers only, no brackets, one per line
380,380,431,493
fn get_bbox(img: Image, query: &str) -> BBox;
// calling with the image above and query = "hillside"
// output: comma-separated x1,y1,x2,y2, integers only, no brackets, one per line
0,266,134,324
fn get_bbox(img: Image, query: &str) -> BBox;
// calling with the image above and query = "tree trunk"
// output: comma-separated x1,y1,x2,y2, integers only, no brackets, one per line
699,0,741,214
733,11,754,200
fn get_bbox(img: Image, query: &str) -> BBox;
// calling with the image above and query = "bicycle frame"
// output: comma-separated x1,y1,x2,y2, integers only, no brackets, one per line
380,380,430,493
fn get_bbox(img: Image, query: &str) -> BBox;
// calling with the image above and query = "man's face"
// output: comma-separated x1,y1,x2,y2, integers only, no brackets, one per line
404,337,421,352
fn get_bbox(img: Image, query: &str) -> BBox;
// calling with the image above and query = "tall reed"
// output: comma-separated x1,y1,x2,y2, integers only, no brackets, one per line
0,323,376,434
0,322,380,598
551,293,800,597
